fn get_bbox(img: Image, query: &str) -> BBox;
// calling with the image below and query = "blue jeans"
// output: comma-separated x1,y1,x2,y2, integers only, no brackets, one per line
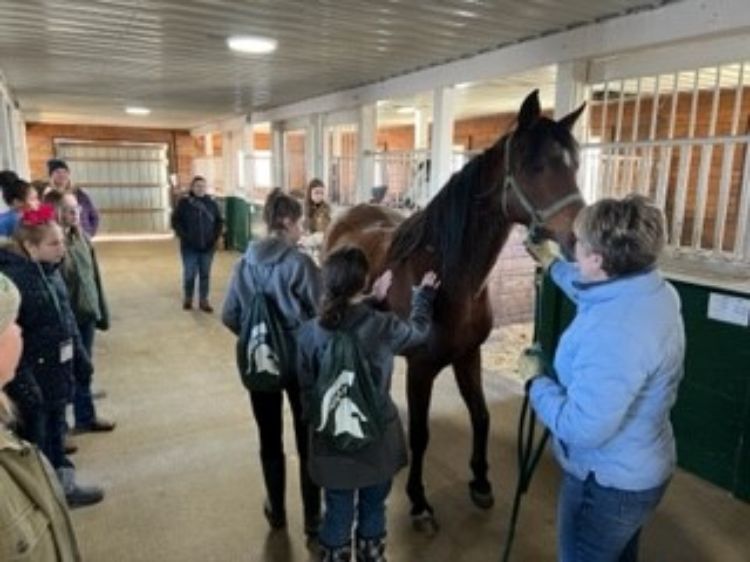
558,472,669,562
320,480,392,548
24,402,71,470
180,246,214,302
73,320,97,427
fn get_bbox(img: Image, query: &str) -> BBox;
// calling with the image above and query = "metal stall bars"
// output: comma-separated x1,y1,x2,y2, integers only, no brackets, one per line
55,140,170,235
579,61,750,273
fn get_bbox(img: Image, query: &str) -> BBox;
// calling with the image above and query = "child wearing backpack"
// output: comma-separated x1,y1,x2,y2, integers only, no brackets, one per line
221,188,321,542
296,246,439,562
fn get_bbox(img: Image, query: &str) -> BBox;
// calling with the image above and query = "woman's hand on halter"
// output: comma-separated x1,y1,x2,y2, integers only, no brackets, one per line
524,237,562,272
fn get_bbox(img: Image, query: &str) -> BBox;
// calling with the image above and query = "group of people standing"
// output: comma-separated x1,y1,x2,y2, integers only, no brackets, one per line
215,182,684,562
0,158,116,560
220,183,436,562
0,156,685,562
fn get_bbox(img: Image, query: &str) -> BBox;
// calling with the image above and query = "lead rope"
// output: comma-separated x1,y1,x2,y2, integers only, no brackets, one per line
500,262,553,562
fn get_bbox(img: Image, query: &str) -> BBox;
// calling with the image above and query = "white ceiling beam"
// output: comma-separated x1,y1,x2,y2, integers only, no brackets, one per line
589,32,750,83
251,0,750,124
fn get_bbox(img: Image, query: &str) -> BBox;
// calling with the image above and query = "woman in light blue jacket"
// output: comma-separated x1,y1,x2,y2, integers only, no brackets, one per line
524,194,685,562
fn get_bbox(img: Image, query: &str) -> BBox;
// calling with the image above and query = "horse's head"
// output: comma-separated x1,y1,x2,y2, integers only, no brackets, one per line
501,89,585,258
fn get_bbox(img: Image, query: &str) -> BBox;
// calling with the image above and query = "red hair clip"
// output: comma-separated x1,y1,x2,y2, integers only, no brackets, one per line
21,204,56,227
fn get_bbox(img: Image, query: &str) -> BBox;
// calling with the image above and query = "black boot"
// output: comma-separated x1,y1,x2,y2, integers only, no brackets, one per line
320,542,352,562
261,456,286,529
355,535,386,562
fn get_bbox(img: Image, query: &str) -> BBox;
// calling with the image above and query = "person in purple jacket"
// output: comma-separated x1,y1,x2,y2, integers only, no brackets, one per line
47,159,100,238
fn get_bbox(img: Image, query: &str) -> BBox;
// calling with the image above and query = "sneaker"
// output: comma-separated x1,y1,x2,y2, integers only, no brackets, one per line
66,484,104,509
199,300,214,313
183,300,192,310
72,418,116,434
92,389,108,400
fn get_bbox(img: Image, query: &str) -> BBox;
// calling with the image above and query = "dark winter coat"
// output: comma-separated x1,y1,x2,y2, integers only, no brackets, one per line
171,193,223,252
295,287,435,489
0,244,92,410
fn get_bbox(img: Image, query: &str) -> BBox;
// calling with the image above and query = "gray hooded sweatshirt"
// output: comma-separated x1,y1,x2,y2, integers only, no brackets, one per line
222,236,321,338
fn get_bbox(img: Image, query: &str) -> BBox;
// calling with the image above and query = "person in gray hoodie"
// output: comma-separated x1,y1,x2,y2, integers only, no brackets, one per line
296,246,439,562
222,188,321,542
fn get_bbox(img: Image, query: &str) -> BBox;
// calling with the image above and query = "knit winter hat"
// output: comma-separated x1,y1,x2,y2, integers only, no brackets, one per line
47,158,69,176
0,273,20,335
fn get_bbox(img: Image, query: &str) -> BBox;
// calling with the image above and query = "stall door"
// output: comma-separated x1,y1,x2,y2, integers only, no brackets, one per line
55,140,170,234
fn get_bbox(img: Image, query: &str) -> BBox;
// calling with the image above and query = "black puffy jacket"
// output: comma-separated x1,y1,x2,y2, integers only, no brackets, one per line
171,193,223,252
0,244,92,410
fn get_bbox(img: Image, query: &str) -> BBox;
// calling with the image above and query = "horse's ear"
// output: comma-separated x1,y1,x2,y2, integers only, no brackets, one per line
517,90,541,130
558,102,586,130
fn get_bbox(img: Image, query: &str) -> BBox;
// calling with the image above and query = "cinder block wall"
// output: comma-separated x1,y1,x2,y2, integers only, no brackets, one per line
25,122,199,186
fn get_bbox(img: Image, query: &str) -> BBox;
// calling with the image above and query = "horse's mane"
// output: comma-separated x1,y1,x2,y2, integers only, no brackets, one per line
386,141,500,289
386,117,579,289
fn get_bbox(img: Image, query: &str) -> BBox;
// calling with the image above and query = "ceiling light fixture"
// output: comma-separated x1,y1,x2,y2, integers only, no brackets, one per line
456,82,473,89
227,35,278,54
125,106,150,116
397,106,416,114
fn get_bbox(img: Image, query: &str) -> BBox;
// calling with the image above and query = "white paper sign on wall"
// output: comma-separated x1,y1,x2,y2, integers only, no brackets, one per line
707,293,750,327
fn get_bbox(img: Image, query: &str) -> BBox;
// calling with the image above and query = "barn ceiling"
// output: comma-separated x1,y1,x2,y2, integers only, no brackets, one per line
0,0,675,129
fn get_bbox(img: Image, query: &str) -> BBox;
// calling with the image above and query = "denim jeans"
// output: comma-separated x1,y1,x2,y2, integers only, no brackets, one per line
319,480,392,548
23,401,71,470
73,319,97,427
558,472,669,562
180,246,214,301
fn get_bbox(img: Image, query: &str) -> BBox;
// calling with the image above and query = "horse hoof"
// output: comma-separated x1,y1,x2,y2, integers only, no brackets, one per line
411,511,439,536
469,481,495,510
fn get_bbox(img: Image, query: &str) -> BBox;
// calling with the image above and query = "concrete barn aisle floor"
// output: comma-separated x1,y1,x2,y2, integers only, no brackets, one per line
70,240,750,562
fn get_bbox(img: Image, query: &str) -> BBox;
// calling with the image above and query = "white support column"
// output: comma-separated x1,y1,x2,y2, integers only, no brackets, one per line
204,134,213,156
271,122,284,189
241,123,254,194
430,86,455,199
357,104,377,203
414,107,430,150
306,113,326,182
222,130,236,195
555,61,589,129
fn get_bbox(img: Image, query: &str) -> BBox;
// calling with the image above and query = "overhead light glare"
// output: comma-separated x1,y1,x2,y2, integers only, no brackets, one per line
396,106,416,115
227,35,278,54
125,106,150,115
456,82,473,90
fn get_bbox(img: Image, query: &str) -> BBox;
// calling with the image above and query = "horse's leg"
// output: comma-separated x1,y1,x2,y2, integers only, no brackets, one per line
453,347,494,509
406,360,439,534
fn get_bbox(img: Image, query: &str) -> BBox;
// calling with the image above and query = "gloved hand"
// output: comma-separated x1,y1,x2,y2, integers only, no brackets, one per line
517,344,547,392
524,237,562,271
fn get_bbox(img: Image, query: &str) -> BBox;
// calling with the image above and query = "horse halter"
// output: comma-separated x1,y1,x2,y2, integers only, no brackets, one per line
501,133,583,238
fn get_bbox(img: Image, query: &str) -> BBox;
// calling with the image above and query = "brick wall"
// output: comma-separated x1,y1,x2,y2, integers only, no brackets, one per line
25,122,199,186
589,89,750,250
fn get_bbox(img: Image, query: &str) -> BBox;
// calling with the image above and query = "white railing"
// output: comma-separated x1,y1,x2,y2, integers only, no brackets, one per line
579,135,750,268
325,149,484,208
327,155,357,205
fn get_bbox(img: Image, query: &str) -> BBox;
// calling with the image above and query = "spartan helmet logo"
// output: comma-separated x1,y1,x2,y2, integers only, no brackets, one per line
247,322,280,377
317,370,368,439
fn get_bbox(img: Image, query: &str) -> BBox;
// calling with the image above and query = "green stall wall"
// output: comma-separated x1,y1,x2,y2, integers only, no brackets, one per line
537,274,750,502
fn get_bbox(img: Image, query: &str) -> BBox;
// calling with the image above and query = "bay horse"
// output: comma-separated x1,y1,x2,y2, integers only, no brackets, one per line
325,90,586,530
